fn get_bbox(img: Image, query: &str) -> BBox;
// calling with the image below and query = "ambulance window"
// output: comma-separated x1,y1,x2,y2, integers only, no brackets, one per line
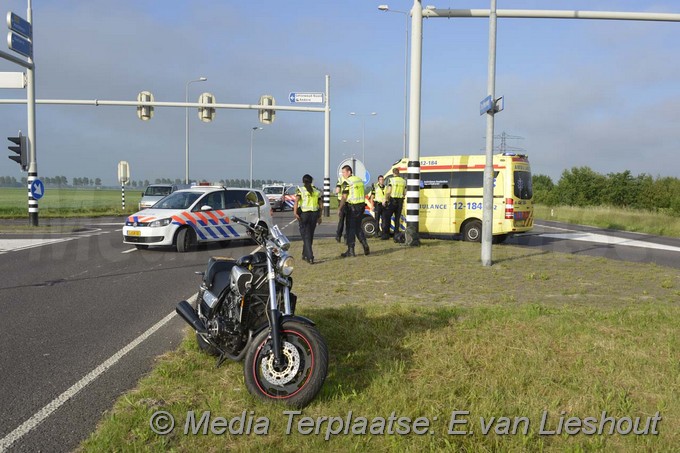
450,171,499,189
421,172,452,188
514,171,533,200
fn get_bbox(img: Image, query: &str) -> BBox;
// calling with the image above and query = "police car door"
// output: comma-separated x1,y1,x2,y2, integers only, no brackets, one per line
192,190,230,243
224,190,255,239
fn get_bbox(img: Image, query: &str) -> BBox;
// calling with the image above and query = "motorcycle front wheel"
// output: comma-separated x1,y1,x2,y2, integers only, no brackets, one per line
244,321,328,408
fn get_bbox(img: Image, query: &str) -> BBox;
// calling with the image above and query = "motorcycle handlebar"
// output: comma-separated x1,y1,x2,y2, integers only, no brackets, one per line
230,217,267,236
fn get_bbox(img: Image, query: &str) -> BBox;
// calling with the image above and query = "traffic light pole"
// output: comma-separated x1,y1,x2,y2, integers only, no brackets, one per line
26,0,38,226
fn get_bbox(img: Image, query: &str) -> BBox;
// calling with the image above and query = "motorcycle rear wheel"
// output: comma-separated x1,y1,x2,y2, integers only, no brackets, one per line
244,321,328,408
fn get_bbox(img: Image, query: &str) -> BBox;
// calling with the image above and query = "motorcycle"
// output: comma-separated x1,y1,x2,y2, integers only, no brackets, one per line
175,208,328,408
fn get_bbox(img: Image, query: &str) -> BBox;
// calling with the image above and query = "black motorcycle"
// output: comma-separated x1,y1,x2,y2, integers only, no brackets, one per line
175,213,328,408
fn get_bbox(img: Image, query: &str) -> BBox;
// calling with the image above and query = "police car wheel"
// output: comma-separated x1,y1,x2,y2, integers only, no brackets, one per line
463,220,482,242
361,216,377,238
176,227,195,252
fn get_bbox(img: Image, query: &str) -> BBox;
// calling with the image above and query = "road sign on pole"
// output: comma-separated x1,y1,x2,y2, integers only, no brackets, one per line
289,92,324,103
7,12,31,39
30,178,44,200
7,32,32,58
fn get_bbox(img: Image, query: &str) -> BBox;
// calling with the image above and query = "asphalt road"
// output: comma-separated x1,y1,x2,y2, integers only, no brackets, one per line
0,213,677,451
0,213,299,452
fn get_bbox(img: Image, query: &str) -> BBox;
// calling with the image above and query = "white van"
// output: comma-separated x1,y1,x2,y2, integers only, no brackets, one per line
138,183,190,210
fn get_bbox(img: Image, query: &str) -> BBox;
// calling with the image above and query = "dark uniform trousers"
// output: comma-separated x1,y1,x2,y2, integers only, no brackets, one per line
346,203,367,248
299,210,320,261
373,201,384,234
381,198,404,238
336,203,349,242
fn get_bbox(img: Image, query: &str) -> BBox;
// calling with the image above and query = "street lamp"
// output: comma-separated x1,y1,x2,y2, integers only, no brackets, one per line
185,77,207,184
349,112,377,165
378,5,409,158
249,126,263,188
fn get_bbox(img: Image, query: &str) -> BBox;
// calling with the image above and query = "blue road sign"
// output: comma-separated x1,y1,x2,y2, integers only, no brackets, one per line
480,95,493,115
30,179,44,200
7,12,32,39
8,31,32,58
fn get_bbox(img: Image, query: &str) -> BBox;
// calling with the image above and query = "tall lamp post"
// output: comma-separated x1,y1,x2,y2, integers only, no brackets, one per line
185,77,207,184
249,126,263,188
378,5,409,158
349,112,377,165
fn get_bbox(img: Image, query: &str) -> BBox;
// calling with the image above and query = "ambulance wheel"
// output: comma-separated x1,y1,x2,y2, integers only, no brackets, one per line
463,220,482,242
176,227,195,252
361,216,377,238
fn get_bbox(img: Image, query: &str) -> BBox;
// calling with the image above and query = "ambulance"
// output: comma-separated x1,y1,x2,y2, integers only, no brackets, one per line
122,186,274,252
371,153,533,242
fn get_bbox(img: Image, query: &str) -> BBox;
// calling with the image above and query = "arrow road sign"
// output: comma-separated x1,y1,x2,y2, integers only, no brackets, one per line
30,179,44,200
289,92,324,103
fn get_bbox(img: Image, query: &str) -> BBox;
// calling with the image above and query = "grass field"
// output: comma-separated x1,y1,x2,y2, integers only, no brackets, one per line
0,187,141,217
79,238,680,452
534,205,680,238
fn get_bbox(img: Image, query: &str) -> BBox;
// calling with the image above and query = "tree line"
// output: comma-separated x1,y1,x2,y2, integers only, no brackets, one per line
0,176,288,189
533,167,680,216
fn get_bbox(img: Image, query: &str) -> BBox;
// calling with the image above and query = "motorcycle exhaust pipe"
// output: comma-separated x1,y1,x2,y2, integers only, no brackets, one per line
176,300,207,334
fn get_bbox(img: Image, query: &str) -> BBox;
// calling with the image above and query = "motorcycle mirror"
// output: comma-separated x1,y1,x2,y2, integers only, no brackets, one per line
245,191,261,218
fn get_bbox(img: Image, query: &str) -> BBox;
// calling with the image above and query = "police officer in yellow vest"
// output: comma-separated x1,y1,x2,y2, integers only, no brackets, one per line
381,168,406,240
369,174,386,235
335,176,349,243
294,174,323,264
338,165,370,257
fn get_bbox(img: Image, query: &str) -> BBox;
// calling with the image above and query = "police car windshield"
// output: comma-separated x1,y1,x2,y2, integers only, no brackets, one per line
263,187,283,195
153,191,202,209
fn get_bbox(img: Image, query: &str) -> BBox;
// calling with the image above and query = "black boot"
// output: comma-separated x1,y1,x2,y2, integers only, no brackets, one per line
340,247,355,258
361,240,370,256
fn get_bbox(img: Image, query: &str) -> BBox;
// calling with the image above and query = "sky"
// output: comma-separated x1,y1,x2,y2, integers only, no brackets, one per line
1,0,679,186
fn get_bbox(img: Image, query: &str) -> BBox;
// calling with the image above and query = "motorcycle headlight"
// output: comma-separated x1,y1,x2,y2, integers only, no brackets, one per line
149,218,172,228
277,255,295,276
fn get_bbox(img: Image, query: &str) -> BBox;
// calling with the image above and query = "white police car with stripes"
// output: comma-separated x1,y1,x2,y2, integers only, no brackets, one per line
123,186,274,252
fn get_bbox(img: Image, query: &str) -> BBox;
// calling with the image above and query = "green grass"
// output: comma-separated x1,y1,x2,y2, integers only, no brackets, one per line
0,187,141,218
79,238,680,452
535,204,680,238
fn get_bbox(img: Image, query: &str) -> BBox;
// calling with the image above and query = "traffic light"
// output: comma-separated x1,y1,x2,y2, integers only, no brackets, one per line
8,132,27,171
136,91,154,121
258,95,276,125
198,92,216,122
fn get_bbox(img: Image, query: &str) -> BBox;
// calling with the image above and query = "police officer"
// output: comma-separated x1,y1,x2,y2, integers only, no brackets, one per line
381,168,406,240
369,175,386,236
334,176,349,243
338,165,370,257
294,174,323,264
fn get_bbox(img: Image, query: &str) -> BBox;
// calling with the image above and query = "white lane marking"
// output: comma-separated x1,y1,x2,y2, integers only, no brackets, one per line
0,298,191,452
122,248,138,254
540,232,680,253
0,238,76,254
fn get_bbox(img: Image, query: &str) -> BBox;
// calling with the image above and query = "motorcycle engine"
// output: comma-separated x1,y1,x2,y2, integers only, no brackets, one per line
230,265,253,297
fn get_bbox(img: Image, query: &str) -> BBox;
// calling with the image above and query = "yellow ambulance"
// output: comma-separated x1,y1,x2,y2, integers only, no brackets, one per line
382,152,533,242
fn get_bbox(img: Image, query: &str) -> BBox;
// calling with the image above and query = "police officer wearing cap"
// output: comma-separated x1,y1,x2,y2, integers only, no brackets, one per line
381,168,406,240
338,165,370,257
294,174,323,264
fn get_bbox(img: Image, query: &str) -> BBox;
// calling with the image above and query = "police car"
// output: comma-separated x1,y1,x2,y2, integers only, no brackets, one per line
123,186,274,252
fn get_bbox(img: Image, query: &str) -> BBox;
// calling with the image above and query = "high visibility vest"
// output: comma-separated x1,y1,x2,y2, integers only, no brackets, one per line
389,176,406,199
345,175,365,204
372,183,386,203
336,179,344,200
297,185,320,212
